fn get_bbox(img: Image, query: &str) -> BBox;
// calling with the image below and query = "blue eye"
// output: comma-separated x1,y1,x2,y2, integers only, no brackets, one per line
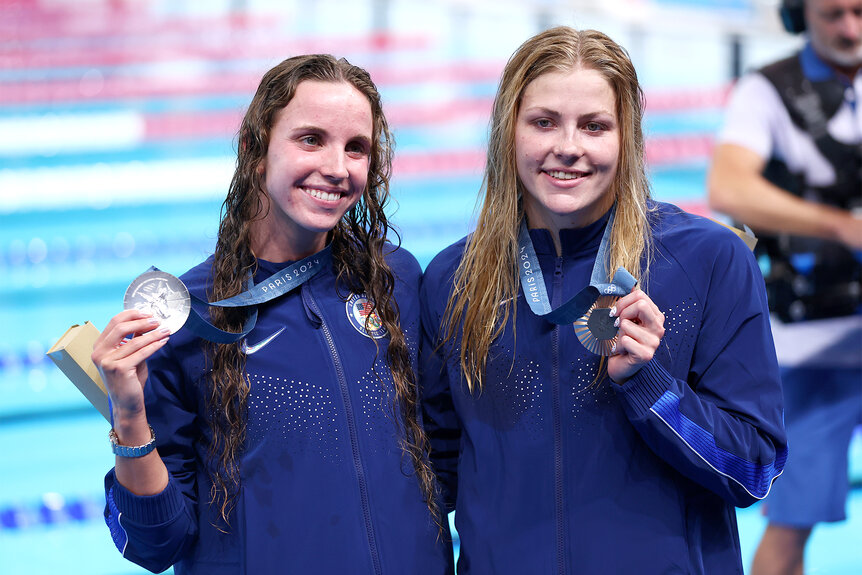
301,135,319,146
535,119,553,128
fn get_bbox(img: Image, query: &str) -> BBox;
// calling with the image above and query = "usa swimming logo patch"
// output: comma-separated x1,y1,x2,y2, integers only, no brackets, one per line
346,294,388,339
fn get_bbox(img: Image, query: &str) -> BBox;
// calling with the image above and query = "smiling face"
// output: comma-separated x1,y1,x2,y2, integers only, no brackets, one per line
515,66,620,233
254,79,373,261
806,0,862,69
515,67,620,236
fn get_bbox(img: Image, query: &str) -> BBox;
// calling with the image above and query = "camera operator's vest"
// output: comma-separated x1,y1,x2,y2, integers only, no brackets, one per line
756,54,861,322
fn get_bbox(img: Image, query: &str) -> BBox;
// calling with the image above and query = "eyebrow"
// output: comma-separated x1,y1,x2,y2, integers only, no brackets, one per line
292,125,373,145
521,106,615,119
352,134,373,148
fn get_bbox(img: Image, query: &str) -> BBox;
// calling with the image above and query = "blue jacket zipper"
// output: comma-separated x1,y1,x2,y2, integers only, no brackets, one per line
303,286,383,575
552,256,566,575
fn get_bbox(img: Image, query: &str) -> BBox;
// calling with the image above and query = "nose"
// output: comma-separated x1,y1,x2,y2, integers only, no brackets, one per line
553,128,582,162
837,9,862,41
321,148,349,181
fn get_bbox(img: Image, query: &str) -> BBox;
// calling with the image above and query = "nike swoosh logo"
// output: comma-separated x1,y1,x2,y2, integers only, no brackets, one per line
241,327,286,355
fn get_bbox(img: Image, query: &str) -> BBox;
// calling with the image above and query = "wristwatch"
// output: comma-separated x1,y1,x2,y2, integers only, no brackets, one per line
109,425,156,458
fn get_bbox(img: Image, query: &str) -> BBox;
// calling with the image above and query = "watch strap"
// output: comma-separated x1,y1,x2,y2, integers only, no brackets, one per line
109,425,156,458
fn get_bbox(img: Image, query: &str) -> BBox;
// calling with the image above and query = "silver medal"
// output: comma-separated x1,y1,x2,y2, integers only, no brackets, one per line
124,270,191,334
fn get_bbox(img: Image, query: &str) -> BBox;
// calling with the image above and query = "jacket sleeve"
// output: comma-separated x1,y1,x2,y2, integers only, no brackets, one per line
614,232,787,508
103,341,201,573
419,266,462,513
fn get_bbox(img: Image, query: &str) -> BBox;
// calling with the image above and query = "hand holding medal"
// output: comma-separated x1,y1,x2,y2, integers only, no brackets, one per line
119,247,331,344
91,309,171,421
573,294,622,356
606,286,666,384
517,207,643,360
123,270,191,335
516,207,666,369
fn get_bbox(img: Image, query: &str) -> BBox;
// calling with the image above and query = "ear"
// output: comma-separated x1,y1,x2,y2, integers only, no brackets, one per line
255,159,266,176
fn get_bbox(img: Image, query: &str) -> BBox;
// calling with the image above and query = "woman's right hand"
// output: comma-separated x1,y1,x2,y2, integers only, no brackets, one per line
93,310,172,495
92,310,170,422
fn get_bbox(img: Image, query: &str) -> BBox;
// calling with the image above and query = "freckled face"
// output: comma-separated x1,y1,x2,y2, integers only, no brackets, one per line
515,67,620,232
257,80,373,256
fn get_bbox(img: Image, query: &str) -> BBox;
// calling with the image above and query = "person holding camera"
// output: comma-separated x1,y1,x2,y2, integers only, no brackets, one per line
709,1,862,573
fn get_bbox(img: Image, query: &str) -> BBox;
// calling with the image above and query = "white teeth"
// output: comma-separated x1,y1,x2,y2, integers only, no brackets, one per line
546,170,581,180
305,188,341,201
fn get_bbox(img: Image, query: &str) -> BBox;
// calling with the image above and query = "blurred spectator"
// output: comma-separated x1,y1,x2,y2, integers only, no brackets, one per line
708,1,862,574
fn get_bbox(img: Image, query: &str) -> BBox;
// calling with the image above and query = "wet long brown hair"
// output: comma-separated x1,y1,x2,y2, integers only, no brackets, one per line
444,27,653,392
206,54,439,527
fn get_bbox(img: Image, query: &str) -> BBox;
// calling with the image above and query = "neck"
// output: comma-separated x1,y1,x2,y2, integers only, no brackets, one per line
250,225,328,263
525,212,611,258
831,62,861,80
524,199,615,257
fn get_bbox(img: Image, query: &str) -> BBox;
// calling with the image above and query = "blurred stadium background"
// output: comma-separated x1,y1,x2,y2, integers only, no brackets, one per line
0,0,859,573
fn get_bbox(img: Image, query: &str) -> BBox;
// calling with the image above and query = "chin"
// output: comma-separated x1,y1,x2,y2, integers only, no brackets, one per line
816,41,862,68
831,51,862,68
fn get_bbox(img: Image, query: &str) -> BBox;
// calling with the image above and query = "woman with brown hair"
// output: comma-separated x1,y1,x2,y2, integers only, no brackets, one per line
92,54,453,574
421,27,786,573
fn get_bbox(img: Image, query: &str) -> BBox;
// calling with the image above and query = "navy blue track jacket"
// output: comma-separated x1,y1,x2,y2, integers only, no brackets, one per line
104,247,454,574
420,203,787,574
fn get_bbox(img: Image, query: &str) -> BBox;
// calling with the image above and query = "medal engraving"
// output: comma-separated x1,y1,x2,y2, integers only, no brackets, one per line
587,307,618,341
573,295,620,356
124,271,191,334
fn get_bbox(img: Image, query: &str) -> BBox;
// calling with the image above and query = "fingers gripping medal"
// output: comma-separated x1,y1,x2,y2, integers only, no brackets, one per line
573,295,620,356
516,207,637,357
124,270,191,334
122,247,332,343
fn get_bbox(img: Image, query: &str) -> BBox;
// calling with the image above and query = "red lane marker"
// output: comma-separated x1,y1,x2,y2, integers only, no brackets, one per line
674,201,713,218
393,150,486,176
644,86,732,112
1,8,274,43
645,134,716,164
141,98,495,140
0,63,506,106
0,34,432,70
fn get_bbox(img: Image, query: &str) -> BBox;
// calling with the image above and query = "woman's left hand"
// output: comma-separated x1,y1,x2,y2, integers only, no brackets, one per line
607,287,665,384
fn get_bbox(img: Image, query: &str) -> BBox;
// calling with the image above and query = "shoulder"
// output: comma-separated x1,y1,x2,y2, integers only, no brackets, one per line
758,53,801,83
729,71,782,102
722,70,785,128
419,236,469,315
644,203,765,319
718,71,786,157
646,204,770,337
422,236,469,288
648,202,757,276
149,257,215,355
384,243,422,287
649,201,734,240
178,256,215,298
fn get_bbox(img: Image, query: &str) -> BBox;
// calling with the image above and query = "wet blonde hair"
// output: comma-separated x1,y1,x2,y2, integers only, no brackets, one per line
443,27,652,392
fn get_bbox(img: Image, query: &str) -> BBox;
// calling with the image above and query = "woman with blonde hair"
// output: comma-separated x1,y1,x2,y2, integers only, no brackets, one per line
93,54,453,574
421,27,786,573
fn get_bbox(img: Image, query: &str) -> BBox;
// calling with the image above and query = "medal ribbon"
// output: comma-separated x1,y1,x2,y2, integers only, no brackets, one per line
152,245,332,344
517,207,637,325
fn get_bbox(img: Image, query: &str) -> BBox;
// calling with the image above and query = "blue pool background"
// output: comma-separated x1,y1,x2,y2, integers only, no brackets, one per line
1,0,860,573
